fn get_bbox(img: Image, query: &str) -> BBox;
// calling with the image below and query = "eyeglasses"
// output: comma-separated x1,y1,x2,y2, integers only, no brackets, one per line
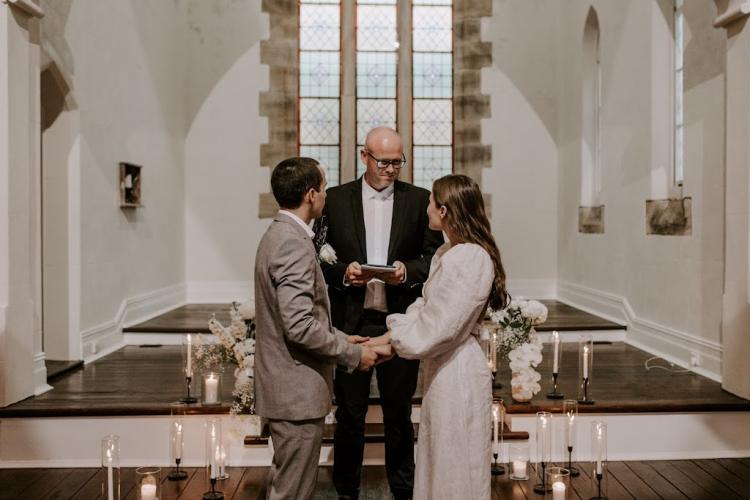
365,151,406,170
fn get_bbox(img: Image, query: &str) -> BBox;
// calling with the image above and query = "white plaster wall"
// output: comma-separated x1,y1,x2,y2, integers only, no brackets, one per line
183,0,269,300
42,0,188,355
481,0,561,296
556,1,725,364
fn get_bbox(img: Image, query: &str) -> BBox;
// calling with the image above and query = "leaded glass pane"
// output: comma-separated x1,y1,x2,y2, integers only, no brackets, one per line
300,4,340,51
413,6,452,52
413,53,452,98
356,98,396,144
413,0,452,4
300,52,340,98
358,0,396,3
357,52,397,98
413,99,452,145
300,98,340,145
357,5,398,52
356,146,367,178
301,0,340,4
413,146,452,190
300,145,340,186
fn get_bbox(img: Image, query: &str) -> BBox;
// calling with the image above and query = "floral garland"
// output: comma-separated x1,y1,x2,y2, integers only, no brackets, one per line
487,298,548,401
197,301,256,415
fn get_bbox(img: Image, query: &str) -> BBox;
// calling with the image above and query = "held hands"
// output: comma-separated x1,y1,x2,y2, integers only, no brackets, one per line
352,333,395,370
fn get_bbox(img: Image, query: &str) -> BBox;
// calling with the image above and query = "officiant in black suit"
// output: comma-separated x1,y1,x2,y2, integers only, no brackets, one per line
315,127,443,500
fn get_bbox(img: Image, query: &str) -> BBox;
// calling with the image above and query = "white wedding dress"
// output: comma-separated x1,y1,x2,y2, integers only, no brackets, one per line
387,242,493,500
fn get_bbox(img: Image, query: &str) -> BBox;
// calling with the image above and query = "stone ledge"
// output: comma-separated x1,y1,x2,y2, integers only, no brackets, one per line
646,197,692,236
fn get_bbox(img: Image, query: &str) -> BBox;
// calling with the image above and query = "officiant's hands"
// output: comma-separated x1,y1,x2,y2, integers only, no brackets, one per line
345,262,376,286
378,261,406,285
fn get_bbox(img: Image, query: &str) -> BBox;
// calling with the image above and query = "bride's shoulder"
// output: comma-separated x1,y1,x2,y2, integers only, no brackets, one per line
444,243,491,265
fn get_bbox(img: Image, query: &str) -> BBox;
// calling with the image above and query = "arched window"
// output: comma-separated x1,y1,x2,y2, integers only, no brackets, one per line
673,0,684,187
298,0,454,189
581,6,601,208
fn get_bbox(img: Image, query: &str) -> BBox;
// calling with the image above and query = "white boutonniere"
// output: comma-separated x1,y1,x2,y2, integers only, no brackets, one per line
319,243,338,265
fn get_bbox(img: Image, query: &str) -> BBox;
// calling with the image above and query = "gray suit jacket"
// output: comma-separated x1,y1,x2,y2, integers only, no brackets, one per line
254,214,361,421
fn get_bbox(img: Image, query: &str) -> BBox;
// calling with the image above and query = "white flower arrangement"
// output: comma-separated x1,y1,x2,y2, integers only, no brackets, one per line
201,301,257,415
318,243,338,265
487,298,549,401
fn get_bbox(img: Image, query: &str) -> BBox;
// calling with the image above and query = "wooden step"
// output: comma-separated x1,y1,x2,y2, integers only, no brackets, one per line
244,422,528,446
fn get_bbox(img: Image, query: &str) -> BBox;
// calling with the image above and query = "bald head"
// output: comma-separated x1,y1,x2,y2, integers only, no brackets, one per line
365,127,403,152
361,127,403,191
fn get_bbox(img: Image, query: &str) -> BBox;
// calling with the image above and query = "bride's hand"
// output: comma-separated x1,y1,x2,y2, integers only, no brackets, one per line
365,331,392,347
372,343,395,364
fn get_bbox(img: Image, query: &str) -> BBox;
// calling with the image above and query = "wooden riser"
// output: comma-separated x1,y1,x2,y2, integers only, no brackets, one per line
244,422,529,446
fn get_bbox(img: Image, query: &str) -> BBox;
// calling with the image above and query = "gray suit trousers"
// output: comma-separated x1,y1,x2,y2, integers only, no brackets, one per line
266,417,325,500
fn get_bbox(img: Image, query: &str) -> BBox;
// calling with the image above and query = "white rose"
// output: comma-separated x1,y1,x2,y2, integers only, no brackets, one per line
319,243,338,265
238,301,255,320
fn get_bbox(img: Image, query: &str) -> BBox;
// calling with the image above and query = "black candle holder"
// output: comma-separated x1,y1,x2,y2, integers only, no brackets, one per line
565,446,580,477
546,372,564,399
590,472,607,499
168,458,188,481
202,477,224,500
578,377,595,405
491,370,503,389
180,376,198,404
533,461,551,494
491,452,505,476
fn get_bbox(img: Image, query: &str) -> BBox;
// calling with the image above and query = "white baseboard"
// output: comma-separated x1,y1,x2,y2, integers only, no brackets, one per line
558,281,722,381
33,352,52,396
507,279,557,300
186,281,252,303
80,284,186,362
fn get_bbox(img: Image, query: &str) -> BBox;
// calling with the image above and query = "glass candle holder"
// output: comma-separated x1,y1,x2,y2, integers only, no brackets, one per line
547,331,564,399
491,401,505,475
181,334,197,403
204,418,225,499
590,421,608,499
562,400,580,477
168,403,188,481
534,411,553,494
509,443,530,480
545,467,571,500
202,371,222,405
135,467,161,500
577,335,595,404
101,435,121,500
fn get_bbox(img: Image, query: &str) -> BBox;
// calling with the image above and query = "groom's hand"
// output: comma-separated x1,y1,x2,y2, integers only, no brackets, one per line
357,345,379,371
347,335,370,344
372,344,395,365
345,262,375,286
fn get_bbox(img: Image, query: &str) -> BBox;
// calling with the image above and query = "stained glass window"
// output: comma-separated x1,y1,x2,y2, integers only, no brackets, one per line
412,2,453,189
356,0,399,178
674,0,684,186
299,1,341,185
297,0,454,186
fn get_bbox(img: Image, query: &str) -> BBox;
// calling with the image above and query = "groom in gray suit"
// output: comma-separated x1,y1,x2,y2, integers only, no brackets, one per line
255,157,387,500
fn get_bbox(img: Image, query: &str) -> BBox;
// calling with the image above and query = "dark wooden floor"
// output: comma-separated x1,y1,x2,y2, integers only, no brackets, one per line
123,300,625,334
1,459,748,499
2,342,748,418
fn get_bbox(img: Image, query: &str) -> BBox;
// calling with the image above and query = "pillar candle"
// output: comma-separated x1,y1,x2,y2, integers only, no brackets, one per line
552,481,566,500
140,483,156,500
512,460,527,478
204,374,219,404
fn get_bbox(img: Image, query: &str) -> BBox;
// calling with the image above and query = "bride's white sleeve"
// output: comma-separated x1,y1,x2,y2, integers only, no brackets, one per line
388,245,493,360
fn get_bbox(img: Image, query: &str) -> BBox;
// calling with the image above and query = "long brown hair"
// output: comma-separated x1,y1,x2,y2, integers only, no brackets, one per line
432,175,510,311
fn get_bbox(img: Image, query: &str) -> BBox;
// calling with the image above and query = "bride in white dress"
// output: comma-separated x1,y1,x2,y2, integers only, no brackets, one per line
367,174,510,500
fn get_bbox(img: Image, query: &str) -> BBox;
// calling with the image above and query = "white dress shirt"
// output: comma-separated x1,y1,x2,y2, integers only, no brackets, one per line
362,178,394,312
278,210,315,238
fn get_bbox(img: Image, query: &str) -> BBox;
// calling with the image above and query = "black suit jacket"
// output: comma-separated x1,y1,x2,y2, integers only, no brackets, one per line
316,178,443,334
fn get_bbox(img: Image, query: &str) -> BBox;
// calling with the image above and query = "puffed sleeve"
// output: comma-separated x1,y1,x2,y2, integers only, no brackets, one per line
387,244,494,360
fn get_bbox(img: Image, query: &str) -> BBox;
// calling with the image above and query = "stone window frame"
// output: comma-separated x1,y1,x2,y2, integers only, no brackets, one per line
258,0,493,217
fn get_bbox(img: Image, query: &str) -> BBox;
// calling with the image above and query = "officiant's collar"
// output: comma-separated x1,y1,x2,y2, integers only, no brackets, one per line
362,176,395,201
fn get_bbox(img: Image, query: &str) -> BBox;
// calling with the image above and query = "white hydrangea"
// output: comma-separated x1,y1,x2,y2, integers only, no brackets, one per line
238,301,255,321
